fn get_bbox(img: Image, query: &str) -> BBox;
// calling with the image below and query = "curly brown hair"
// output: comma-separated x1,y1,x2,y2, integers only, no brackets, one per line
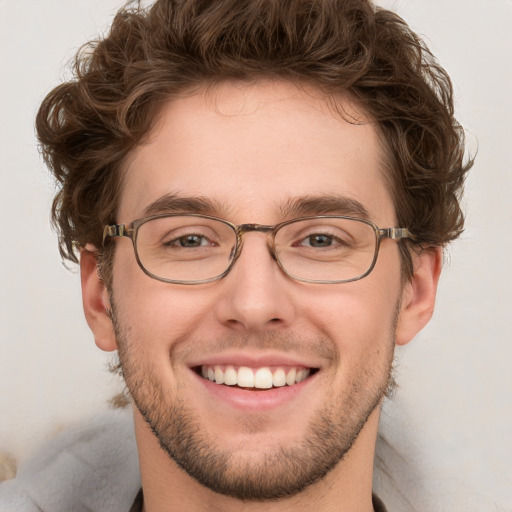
36,0,472,280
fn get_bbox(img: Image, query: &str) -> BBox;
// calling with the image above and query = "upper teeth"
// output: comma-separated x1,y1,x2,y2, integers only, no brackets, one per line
201,365,311,389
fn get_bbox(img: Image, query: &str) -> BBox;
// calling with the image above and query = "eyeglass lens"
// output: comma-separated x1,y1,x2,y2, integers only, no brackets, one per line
134,216,377,284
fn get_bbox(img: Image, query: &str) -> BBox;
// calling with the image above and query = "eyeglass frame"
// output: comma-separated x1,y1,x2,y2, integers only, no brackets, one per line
102,213,415,285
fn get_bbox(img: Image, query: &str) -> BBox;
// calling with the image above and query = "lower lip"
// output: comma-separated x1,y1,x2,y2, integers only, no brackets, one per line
193,370,316,411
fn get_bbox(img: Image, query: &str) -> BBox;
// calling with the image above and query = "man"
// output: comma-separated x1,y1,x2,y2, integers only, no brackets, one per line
2,0,471,510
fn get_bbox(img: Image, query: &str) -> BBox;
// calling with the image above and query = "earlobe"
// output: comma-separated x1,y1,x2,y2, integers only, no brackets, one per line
80,247,118,352
395,247,442,346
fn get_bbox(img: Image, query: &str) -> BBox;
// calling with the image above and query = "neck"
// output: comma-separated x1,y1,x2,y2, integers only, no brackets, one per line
134,407,380,512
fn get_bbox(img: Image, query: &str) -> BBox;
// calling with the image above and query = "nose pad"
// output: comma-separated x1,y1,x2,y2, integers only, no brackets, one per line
214,234,294,332
225,235,278,278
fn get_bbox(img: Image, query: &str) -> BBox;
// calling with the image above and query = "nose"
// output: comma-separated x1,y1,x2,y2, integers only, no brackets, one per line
213,232,296,333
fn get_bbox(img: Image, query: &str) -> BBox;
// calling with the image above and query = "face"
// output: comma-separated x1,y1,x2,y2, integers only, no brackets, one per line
85,81,431,500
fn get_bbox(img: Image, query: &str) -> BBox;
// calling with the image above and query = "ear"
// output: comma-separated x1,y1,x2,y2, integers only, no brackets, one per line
80,247,118,352
395,247,442,346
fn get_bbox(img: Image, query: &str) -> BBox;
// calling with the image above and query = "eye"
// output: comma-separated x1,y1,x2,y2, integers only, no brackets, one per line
166,233,213,248
293,231,348,249
303,234,336,248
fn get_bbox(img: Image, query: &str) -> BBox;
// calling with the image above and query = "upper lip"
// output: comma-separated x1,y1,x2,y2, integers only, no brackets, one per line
188,351,322,370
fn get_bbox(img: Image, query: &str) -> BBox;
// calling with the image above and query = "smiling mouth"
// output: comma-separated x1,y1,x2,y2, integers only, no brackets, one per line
196,365,318,389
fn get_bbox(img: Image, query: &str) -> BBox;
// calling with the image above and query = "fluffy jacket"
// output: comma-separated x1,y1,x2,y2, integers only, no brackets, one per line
0,409,140,512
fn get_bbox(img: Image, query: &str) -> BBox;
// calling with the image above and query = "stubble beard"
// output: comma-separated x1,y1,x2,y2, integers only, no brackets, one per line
110,297,397,501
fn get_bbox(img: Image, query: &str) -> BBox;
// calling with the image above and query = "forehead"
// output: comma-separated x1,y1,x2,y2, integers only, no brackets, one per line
120,80,394,224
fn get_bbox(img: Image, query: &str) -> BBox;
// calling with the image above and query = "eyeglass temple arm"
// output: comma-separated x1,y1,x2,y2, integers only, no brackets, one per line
102,224,134,244
378,227,415,241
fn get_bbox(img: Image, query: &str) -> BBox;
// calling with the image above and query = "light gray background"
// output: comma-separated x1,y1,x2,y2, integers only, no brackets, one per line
0,1,511,510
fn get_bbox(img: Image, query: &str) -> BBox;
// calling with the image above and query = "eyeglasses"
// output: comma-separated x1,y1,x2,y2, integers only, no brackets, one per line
103,214,414,285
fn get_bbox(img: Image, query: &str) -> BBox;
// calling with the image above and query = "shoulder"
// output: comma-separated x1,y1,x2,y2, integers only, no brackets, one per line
0,409,140,512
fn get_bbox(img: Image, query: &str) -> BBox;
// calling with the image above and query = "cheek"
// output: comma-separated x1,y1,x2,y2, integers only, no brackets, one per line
111,246,217,350
302,270,402,361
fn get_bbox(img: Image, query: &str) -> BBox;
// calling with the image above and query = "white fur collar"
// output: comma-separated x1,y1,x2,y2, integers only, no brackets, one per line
0,409,140,512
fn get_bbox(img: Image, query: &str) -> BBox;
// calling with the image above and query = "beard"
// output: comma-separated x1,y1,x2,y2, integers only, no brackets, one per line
110,296,397,501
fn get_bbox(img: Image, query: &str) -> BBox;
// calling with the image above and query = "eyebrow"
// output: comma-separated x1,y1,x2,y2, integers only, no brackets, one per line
142,194,226,217
141,193,370,221
279,195,370,219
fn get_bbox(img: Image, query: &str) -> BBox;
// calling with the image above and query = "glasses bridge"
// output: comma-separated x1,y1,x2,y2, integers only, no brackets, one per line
236,224,275,235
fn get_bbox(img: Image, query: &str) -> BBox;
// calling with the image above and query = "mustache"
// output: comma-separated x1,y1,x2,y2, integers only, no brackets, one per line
169,330,338,363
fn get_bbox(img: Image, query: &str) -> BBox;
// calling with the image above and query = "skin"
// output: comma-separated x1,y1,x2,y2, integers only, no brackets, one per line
81,80,441,512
